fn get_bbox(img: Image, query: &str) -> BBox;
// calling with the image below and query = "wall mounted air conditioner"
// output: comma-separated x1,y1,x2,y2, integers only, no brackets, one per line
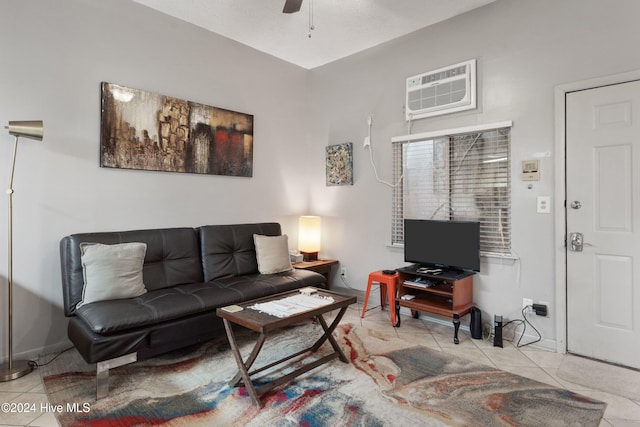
405,59,476,120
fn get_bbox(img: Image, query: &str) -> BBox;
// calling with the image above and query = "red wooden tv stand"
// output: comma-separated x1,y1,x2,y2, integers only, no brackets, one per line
395,265,474,344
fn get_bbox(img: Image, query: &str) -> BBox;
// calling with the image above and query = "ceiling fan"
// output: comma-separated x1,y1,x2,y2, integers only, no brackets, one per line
283,0,314,38
283,0,303,13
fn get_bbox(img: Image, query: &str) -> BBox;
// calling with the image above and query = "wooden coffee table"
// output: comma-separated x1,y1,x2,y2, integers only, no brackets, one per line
216,288,356,407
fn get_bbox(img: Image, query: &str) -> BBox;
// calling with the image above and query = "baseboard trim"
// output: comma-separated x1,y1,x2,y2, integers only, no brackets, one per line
0,340,74,366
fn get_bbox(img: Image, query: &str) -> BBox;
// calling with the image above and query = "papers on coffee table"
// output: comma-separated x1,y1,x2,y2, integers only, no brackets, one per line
249,293,335,318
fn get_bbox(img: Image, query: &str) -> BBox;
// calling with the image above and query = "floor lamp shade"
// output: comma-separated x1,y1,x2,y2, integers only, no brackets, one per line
298,216,321,261
1,120,44,382
6,121,44,140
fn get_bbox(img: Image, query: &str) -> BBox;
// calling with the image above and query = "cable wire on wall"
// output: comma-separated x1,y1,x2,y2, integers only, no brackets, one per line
365,115,403,188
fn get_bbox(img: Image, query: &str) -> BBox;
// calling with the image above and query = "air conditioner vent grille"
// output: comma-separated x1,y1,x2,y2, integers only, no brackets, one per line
406,59,476,120
408,79,467,111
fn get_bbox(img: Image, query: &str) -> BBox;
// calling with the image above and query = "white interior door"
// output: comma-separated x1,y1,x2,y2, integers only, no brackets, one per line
566,80,640,369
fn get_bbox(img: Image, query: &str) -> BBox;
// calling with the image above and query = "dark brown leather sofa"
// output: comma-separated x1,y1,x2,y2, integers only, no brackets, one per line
59,222,325,398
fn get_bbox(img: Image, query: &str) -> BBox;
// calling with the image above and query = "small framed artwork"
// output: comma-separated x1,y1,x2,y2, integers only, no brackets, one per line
326,142,353,186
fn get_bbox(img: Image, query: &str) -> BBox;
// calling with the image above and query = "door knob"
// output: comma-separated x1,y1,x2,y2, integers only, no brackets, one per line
568,232,593,252
569,232,583,252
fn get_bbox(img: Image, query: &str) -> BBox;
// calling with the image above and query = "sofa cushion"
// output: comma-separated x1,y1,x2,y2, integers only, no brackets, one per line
198,223,282,281
206,268,326,303
253,234,293,274
60,228,203,316
75,284,214,334
77,242,147,308
74,269,326,334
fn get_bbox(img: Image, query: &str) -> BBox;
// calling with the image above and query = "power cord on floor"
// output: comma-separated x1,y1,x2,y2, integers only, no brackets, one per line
339,273,356,291
339,274,382,313
31,346,75,369
503,306,542,348
482,306,542,348
483,322,495,343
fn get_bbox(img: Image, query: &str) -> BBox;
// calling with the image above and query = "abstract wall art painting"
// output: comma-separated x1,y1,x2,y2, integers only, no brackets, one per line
100,82,253,177
326,142,353,186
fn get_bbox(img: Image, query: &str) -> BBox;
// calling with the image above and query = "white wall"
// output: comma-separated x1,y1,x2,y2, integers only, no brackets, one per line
309,0,640,347
0,0,310,359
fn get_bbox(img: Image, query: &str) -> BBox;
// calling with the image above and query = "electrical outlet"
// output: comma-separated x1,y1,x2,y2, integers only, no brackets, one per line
522,298,533,309
537,196,551,213
341,268,347,278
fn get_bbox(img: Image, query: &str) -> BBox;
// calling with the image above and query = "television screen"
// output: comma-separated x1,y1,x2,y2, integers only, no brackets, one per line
404,219,480,272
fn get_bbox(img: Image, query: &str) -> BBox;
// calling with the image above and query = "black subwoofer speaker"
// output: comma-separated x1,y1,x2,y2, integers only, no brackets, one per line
470,306,482,339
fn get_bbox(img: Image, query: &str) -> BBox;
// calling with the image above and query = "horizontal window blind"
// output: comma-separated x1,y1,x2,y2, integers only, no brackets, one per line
392,124,511,256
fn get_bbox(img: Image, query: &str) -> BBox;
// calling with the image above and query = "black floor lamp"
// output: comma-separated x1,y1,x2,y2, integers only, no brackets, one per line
0,120,44,382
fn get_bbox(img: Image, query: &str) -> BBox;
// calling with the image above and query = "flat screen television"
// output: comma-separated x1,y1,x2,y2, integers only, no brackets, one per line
404,219,480,272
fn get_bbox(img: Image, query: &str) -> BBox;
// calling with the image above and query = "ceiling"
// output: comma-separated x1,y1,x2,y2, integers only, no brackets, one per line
131,0,495,69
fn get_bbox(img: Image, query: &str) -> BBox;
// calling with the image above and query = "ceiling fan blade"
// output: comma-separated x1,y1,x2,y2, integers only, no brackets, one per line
283,0,303,13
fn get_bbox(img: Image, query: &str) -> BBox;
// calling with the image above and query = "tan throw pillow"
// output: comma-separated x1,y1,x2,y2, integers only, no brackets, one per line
253,234,293,274
77,242,147,308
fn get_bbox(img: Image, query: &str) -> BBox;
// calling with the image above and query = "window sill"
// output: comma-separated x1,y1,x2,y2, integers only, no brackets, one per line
481,251,518,261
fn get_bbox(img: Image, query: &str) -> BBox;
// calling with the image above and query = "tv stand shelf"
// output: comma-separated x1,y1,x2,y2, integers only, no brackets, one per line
395,265,474,344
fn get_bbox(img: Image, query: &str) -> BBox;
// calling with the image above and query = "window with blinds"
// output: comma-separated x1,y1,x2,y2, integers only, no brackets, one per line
392,123,512,256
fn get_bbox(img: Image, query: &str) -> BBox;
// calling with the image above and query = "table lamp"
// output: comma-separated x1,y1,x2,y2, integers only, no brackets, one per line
298,216,321,262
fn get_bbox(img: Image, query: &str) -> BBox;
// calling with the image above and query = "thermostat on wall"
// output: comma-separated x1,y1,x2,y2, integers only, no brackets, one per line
522,159,540,181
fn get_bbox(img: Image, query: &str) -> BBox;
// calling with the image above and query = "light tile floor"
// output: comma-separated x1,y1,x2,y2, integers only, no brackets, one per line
350,302,640,427
1,301,639,426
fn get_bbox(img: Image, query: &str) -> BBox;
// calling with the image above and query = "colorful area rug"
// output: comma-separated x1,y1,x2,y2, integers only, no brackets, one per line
40,322,606,426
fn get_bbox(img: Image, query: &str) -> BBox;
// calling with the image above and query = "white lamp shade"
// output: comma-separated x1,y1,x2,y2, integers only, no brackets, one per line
298,216,321,253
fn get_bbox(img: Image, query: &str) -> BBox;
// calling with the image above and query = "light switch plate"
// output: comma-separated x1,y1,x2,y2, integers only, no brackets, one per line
537,196,551,213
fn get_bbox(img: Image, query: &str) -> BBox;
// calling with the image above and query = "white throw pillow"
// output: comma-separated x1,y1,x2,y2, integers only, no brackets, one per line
77,242,147,308
253,234,293,274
